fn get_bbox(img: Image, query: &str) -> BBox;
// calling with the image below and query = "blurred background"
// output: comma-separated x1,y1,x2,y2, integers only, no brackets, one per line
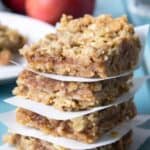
0,0,150,25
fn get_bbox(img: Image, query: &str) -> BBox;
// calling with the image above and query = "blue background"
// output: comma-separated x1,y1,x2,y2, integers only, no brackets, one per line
0,0,150,147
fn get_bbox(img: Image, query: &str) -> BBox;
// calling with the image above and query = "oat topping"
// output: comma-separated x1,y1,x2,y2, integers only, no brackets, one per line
20,15,140,77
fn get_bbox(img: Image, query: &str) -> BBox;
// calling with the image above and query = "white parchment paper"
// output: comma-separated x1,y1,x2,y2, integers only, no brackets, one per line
4,76,149,120
0,111,132,150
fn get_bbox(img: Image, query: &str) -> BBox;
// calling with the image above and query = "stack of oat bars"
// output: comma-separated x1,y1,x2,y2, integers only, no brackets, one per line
4,15,141,150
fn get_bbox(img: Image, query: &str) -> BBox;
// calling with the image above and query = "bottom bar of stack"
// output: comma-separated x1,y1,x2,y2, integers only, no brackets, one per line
4,131,132,150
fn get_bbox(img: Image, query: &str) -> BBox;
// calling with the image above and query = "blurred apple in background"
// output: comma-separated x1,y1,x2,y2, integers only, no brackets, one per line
25,0,68,24
26,0,95,24
65,0,95,18
2,0,95,24
2,0,26,13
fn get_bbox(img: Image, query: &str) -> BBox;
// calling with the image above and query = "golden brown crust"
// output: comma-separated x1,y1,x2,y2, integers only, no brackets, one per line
13,70,132,111
16,100,136,143
20,15,140,78
4,131,132,150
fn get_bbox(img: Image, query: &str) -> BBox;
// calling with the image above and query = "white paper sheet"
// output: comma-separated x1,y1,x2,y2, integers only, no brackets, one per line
11,25,149,83
1,115,150,150
0,111,133,150
26,68,132,83
4,76,149,120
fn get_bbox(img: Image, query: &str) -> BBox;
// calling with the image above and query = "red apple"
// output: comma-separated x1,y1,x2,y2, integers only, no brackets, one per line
65,0,95,18
25,0,68,24
2,0,26,13
25,0,95,24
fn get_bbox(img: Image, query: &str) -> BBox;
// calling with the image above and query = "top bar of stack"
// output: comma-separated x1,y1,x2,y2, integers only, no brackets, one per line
20,15,140,78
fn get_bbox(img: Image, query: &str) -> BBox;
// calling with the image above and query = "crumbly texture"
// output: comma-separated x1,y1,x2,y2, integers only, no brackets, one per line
4,131,132,150
20,14,140,78
13,70,132,111
0,24,26,65
16,100,136,143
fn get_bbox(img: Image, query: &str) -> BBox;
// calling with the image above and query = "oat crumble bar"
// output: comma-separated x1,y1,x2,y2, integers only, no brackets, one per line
4,131,132,150
16,100,136,143
13,70,132,111
20,15,140,78
0,24,26,65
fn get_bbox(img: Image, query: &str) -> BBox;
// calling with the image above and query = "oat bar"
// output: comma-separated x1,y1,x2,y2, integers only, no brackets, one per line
13,70,132,111
0,24,26,65
16,100,136,143
20,15,140,78
4,131,132,150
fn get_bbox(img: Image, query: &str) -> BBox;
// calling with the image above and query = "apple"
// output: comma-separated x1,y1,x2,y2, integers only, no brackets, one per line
25,0,95,24
2,0,26,13
65,0,95,18
25,0,68,24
